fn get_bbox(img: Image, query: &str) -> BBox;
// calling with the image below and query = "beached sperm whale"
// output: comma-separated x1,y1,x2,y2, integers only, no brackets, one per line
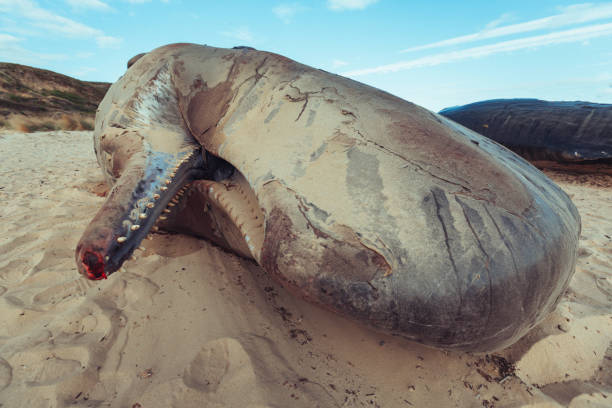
439,99,612,163
76,43,580,351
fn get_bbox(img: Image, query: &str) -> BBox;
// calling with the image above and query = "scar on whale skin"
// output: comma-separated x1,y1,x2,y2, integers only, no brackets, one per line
76,43,580,352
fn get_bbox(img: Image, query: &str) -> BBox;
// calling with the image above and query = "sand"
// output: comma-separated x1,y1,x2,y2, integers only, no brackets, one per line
0,130,610,408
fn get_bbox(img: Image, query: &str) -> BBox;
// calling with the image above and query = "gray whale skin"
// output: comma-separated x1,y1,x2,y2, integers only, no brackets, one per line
76,44,580,352
440,98,612,163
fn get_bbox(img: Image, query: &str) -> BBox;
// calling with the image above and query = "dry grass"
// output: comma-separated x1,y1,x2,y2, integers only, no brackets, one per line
0,62,109,134
2,113,95,133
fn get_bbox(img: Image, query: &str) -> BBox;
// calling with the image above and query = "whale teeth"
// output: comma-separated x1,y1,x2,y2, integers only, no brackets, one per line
159,216,168,221
165,179,171,185
146,203,154,208
197,173,265,263
139,213,147,219
152,226,159,232
138,246,145,251
153,194,160,200
163,209,171,213
161,186,168,191
131,225,140,231
168,202,175,207
171,197,179,203
117,236,127,243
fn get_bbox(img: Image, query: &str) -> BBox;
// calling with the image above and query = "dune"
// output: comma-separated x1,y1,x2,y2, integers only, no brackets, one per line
0,63,110,133
0,130,610,407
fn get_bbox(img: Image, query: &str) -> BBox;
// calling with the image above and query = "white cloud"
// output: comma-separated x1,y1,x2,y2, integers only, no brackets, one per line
9,0,102,37
70,66,98,78
221,27,254,43
66,0,112,12
401,2,612,53
484,12,514,30
0,33,20,45
96,35,122,48
0,17,39,36
327,0,378,11
124,0,151,3
332,59,349,68
273,3,305,24
345,22,612,76
0,0,122,49
0,33,67,65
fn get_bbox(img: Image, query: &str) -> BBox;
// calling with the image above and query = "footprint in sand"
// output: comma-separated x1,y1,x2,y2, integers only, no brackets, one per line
102,274,160,310
27,244,75,275
516,315,612,385
595,276,612,298
0,234,40,259
50,306,111,340
136,338,267,408
183,337,259,396
0,258,39,286
0,358,12,391
6,341,89,387
3,274,95,312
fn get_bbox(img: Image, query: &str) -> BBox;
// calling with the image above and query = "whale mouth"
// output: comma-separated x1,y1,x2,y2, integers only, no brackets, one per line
175,170,266,263
76,147,252,279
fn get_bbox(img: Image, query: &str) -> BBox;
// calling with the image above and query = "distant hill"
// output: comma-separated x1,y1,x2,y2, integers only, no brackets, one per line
0,63,111,132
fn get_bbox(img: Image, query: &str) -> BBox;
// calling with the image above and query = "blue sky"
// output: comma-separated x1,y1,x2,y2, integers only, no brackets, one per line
1,0,611,111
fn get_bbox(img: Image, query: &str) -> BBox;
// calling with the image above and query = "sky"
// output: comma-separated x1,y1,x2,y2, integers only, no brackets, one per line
1,0,611,111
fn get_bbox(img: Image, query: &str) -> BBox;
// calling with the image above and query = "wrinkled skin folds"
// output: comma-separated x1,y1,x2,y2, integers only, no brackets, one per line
76,43,580,351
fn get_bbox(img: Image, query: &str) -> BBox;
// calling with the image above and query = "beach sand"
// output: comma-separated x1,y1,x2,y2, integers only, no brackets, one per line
0,130,610,407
